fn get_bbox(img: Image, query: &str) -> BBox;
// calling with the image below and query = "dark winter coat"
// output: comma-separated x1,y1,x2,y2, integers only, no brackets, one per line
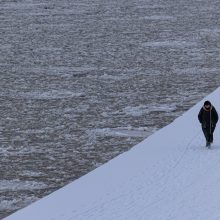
198,106,218,128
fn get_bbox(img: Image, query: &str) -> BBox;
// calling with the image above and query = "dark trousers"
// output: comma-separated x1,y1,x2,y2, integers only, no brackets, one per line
202,125,216,143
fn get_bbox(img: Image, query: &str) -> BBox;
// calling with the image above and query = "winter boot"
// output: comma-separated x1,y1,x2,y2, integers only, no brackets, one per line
206,142,211,148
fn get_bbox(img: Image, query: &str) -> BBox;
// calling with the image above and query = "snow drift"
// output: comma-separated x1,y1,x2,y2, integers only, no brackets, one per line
4,87,220,220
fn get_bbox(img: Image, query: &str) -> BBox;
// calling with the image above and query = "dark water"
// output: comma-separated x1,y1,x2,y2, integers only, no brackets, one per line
1,0,220,217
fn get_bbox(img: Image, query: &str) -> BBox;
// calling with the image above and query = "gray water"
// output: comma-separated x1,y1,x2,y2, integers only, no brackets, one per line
1,0,220,218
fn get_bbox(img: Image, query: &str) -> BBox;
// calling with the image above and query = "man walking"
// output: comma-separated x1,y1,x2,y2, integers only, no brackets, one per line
198,101,218,148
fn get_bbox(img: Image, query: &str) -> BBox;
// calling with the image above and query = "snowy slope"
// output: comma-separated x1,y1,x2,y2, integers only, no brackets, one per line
5,87,220,220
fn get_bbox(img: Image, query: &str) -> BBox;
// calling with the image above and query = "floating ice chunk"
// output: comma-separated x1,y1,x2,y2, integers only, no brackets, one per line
123,105,149,117
0,196,39,212
17,90,84,100
89,127,155,138
0,180,47,191
143,15,176,21
19,171,46,178
143,40,197,47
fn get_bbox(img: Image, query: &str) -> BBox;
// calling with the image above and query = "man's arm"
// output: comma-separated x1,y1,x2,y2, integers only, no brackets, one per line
213,107,218,124
198,108,203,124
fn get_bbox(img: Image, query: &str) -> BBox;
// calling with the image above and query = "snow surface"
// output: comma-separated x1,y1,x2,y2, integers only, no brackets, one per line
5,87,220,220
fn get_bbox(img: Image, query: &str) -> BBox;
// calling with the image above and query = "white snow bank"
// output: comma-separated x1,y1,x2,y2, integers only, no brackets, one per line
4,87,220,220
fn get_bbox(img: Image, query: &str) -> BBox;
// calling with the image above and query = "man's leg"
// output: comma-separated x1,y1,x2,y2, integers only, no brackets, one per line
202,127,209,145
209,133,213,143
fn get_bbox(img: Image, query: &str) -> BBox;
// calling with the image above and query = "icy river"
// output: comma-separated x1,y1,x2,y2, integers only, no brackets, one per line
1,0,220,218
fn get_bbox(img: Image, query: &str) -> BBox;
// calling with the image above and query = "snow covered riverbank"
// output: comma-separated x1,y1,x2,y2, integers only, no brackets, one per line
5,87,220,220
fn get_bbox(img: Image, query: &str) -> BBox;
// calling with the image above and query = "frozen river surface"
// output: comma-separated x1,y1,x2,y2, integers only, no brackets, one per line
1,0,220,217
